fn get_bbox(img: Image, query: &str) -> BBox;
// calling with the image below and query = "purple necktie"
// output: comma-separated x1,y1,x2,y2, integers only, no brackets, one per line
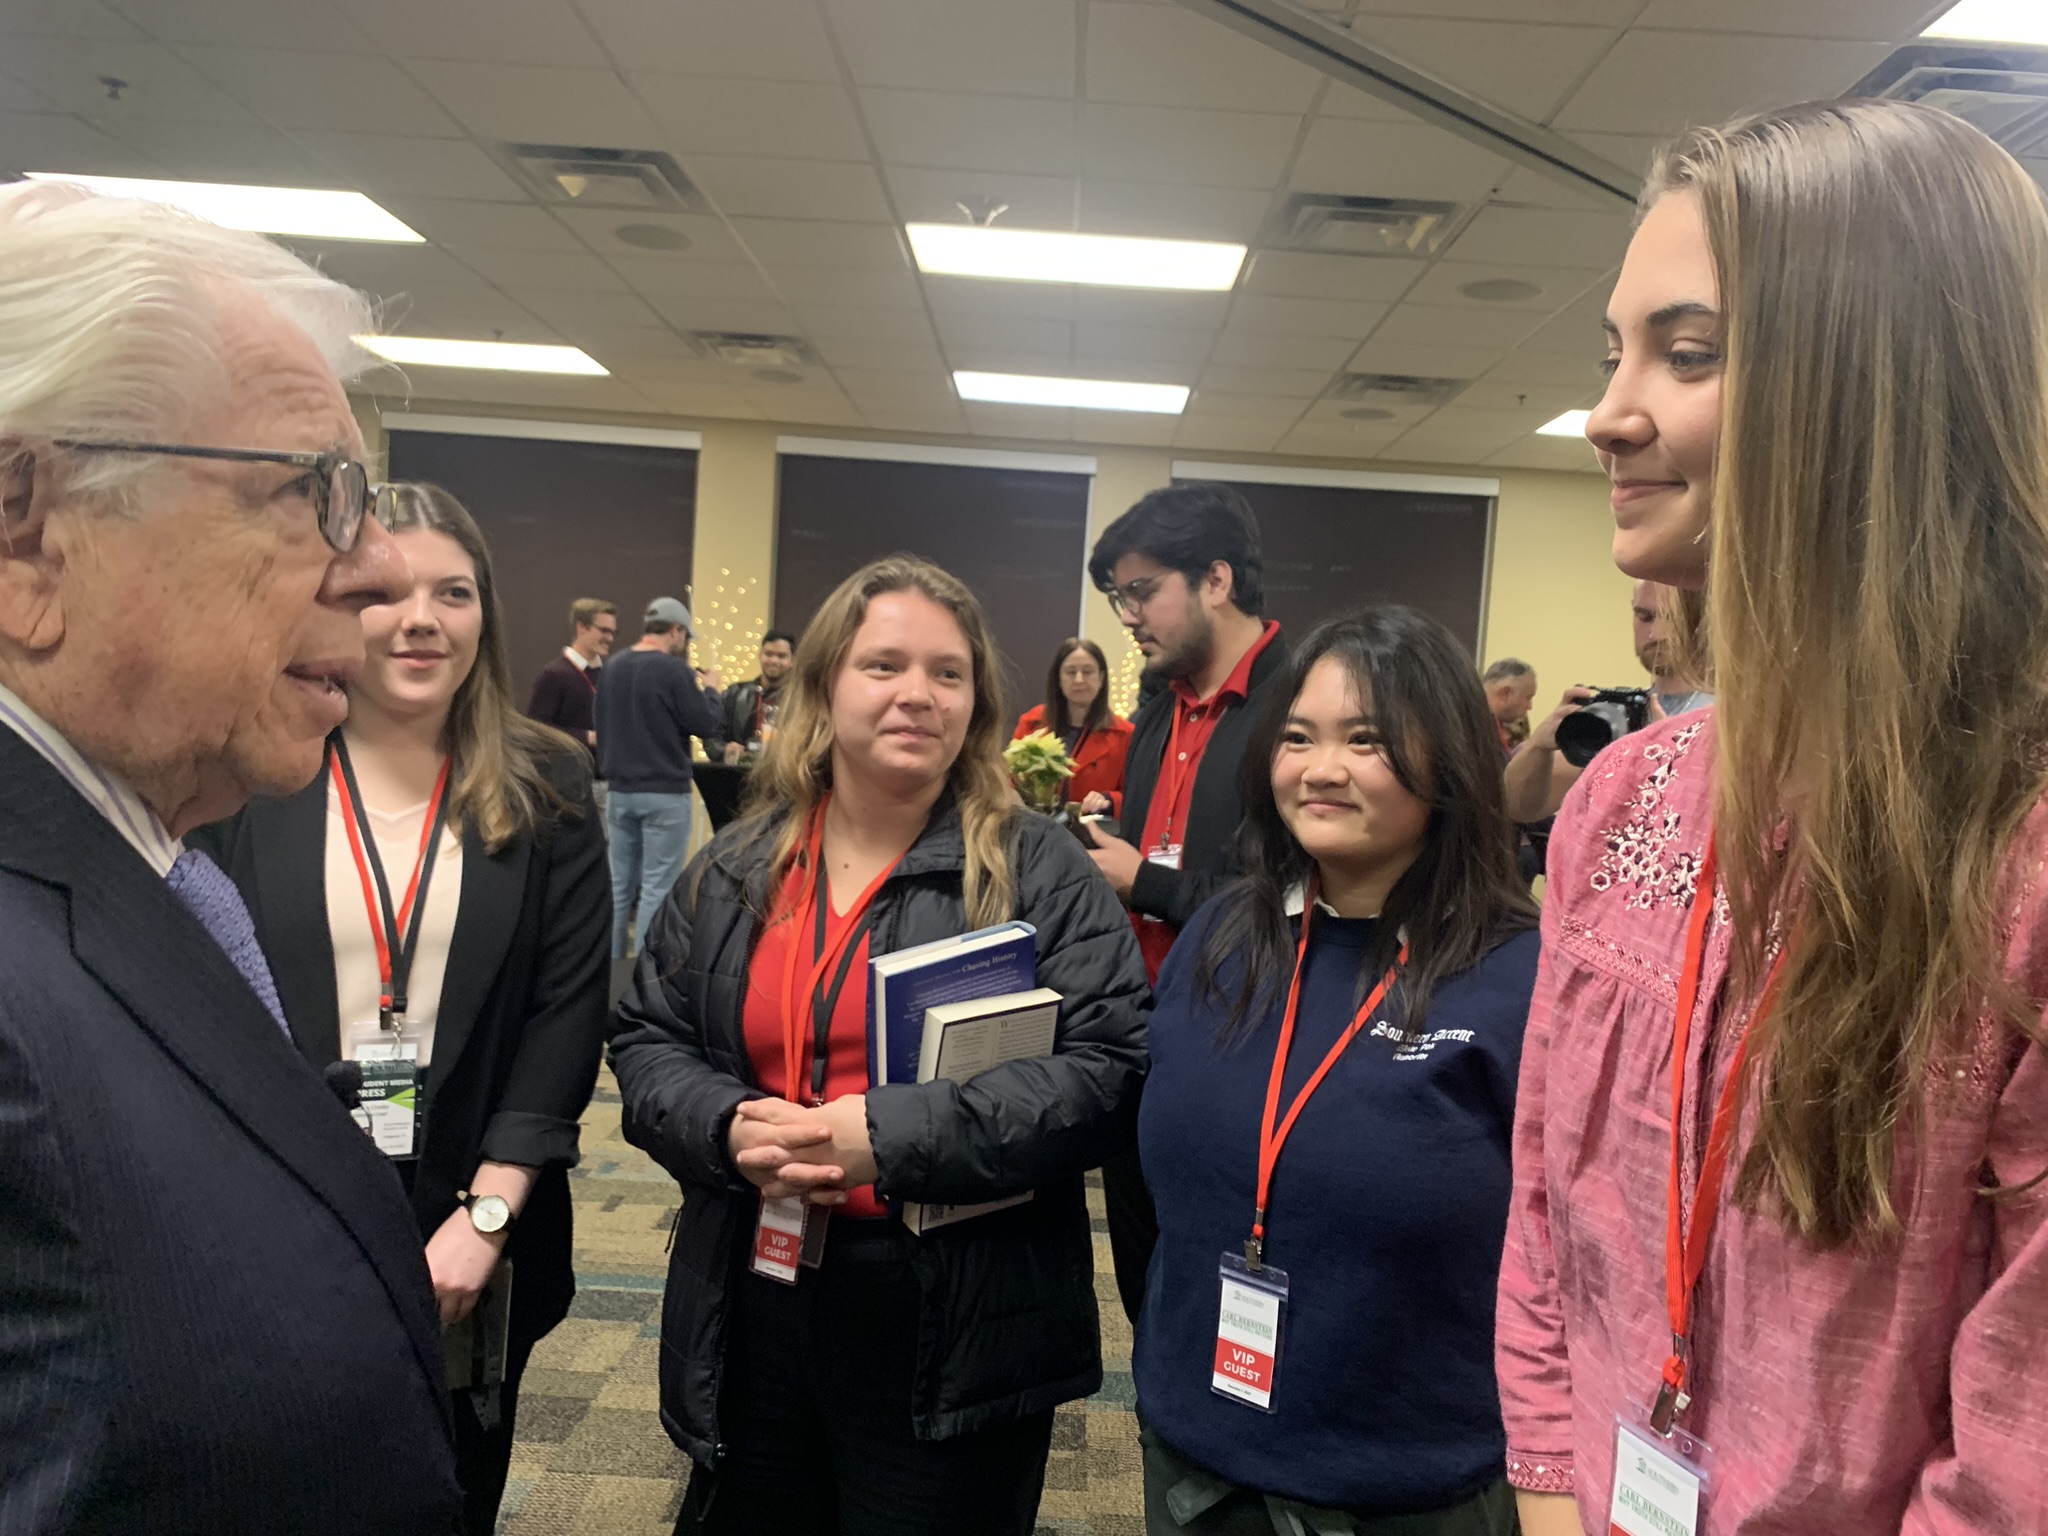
165,847,291,1038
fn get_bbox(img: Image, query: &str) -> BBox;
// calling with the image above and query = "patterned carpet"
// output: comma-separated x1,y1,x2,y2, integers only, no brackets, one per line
499,1068,1145,1535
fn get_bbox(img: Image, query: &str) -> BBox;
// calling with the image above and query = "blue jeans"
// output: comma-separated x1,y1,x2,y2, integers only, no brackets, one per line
607,790,694,960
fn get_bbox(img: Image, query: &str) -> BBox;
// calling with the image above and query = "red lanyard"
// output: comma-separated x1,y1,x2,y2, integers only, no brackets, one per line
1246,881,1408,1269
776,796,901,1105
1652,833,1788,1432
330,741,452,1025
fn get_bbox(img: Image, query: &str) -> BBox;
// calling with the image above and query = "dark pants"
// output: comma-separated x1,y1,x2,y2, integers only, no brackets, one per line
677,1220,1055,1536
1142,1426,1519,1536
452,1332,535,1536
1104,1148,1159,1326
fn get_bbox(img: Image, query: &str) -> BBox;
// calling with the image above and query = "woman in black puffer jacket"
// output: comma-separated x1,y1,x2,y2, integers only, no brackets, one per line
611,555,1148,1536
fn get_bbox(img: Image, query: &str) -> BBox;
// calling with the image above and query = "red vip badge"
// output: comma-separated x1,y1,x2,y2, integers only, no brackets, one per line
751,1195,808,1285
1211,1257,1288,1411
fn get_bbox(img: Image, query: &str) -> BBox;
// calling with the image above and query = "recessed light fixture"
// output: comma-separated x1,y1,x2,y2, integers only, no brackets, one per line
1536,409,1591,437
953,370,1190,414
22,172,423,242
355,336,608,375
1923,0,2048,44
909,224,1245,291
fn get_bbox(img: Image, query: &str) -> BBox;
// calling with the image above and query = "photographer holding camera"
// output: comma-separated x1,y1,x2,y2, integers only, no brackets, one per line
1504,580,1710,825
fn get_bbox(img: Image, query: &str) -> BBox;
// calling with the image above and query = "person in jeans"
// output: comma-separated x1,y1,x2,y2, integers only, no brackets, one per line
596,596,721,959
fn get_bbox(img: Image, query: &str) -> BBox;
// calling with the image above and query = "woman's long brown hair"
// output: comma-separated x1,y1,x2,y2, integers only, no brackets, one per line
737,554,1017,927
1656,101,2048,1243
377,482,577,852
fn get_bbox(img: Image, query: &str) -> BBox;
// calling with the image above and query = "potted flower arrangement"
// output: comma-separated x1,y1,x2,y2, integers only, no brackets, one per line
1003,729,1077,814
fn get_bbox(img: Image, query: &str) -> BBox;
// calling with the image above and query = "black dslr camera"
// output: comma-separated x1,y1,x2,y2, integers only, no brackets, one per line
1554,687,1652,768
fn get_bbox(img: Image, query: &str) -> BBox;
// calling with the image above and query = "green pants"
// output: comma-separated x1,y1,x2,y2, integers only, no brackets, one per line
1140,1426,1519,1536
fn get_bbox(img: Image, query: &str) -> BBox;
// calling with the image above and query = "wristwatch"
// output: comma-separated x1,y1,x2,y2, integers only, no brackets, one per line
455,1189,514,1235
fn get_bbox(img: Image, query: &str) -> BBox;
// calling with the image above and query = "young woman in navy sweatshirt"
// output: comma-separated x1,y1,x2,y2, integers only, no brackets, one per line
1134,605,1540,1535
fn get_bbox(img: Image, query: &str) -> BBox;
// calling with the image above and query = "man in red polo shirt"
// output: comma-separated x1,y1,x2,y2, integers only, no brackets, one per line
1082,481,1288,1324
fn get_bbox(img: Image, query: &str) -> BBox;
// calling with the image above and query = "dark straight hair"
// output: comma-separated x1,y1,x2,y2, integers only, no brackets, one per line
1193,605,1537,1042
1088,481,1266,616
1043,636,1111,733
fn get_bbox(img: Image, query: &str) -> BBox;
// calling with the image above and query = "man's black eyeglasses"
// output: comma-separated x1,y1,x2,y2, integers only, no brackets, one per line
1105,572,1168,618
54,439,393,554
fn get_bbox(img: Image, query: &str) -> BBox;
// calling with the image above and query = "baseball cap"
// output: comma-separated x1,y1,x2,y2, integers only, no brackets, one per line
645,596,692,631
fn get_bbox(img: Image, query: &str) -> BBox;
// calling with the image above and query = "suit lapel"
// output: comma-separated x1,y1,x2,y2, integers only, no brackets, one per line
248,770,343,1065
426,819,526,1095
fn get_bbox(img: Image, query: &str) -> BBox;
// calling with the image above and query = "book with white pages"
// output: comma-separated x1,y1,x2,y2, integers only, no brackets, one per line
900,986,1063,1235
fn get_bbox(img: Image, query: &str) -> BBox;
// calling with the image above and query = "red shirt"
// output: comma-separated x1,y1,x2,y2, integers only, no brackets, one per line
1132,620,1282,980
742,864,885,1218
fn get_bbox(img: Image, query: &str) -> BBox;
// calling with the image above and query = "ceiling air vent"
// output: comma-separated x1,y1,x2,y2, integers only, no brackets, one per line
498,143,705,212
1262,194,1462,258
1326,372,1469,408
1852,42,2048,179
688,332,819,368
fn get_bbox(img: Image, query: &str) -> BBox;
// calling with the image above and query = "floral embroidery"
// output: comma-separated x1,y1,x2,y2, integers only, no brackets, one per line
1587,719,1708,909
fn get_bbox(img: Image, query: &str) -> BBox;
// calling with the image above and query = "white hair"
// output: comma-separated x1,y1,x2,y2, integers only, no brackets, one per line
0,179,374,499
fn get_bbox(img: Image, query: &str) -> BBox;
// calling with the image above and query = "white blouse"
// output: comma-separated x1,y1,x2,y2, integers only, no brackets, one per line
325,776,464,1064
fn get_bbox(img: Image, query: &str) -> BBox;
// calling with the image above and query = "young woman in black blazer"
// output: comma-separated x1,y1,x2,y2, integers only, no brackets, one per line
193,483,610,1535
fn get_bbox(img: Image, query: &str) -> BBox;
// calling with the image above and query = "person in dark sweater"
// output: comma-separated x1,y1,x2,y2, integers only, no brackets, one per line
526,596,616,748
1135,607,1539,1535
595,597,722,960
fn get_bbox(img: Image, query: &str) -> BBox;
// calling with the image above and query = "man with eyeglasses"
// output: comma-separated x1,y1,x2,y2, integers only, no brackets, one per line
1082,480,1288,1327
0,182,460,1531
528,595,618,748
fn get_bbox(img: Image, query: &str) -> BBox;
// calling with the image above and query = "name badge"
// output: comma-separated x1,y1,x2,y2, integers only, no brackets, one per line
1610,1408,1713,1536
751,1194,808,1284
1148,844,1184,872
344,1021,423,1158
1211,1253,1288,1411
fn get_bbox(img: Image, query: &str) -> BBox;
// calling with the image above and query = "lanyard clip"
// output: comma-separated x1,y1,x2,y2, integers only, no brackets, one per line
1244,1213,1265,1271
1648,1339,1690,1435
378,1000,396,1031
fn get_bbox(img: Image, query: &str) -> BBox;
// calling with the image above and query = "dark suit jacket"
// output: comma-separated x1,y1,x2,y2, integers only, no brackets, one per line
0,731,460,1535
189,744,610,1354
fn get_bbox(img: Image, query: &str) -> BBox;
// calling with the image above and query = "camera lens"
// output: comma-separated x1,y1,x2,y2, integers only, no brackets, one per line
1556,702,1627,768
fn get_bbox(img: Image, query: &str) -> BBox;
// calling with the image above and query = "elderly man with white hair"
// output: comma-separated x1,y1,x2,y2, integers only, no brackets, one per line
0,182,460,1532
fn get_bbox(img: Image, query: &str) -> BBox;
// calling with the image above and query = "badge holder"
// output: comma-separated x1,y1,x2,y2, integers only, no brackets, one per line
1610,1402,1714,1536
343,1015,426,1159
1210,1252,1288,1411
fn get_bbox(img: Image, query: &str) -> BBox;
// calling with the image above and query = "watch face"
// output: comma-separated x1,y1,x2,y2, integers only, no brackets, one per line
470,1194,511,1234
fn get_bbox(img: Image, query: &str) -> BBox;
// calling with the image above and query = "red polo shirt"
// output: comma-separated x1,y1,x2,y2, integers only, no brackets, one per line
1132,619,1281,980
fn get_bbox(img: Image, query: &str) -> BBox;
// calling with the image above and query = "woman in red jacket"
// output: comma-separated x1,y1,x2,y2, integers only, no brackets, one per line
1013,636,1133,815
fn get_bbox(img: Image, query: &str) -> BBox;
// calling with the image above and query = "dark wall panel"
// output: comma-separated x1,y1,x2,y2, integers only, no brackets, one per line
386,430,698,702
1183,478,1493,655
774,453,1090,719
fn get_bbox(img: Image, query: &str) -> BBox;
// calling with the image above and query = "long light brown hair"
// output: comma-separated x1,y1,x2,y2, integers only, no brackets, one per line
738,555,1017,926
377,483,577,851
1655,100,2048,1243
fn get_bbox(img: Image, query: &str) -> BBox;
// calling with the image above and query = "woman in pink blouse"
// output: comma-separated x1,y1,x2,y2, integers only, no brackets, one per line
1499,100,2048,1536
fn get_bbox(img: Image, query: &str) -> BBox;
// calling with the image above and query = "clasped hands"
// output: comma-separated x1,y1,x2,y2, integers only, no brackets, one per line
728,1094,878,1204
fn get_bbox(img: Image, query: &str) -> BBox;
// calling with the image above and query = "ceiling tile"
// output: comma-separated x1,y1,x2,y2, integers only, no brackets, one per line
87,117,333,182
0,109,166,174
1296,396,1432,426
863,88,1076,176
1241,251,1424,304
1483,348,1605,385
812,336,948,372
1378,432,1499,466
1346,0,1637,18
182,45,460,134
1513,282,1614,354
1291,118,1508,201
965,401,1073,440
1371,303,1541,350
507,286,668,331
1347,338,1506,378
1197,363,1335,396
689,156,892,223
1632,0,1938,40
372,282,553,334
1491,162,1633,212
1173,417,1289,453
858,397,969,434
1085,3,1324,112
1209,330,1356,369
0,73,57,112
1407,260,1605,310
1447,205,1633,269
923,273,1074,320
884,166,1075,227
342,0,606,65
1185,391,1311,420
1455,376,1599,413
1562,129,1663,175
798,303,943,343
127,0,369,49
1072,324,1215,366
1554,32,1889,136
374,370,656,413
825,0,1076,98
403,59,664,144
1317,83,1423,123
286,240,491,294
632,381,765,419
1073,179,1273,242
557,210,748,263
1276,422,1404,458
1227,293,1387,339
1081,104,1300,189
452,246,629,291
4,37,260,120
1073,409,1179,447
643,295,804,336
291,130,527,198
834,367,956,403
1343,15,1613,121
744,388,864,427
947,346,1076,376
610,258,775,301
732,218,909,271
1484,437,1602,472
573,0,841,82
6,1,146,40
772,265,926,310
385,197,584,253
1071,289,1230,329
936,313,1073,355
634,76,869,163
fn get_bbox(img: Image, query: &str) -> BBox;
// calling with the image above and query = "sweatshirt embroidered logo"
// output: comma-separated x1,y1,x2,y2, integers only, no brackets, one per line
1367,1019,1476,1062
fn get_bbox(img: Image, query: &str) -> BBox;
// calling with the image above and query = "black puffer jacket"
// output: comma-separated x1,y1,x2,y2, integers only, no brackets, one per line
610,796,1149,1466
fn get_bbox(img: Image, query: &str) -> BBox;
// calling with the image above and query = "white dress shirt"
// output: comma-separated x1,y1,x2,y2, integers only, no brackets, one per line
0,679,182,875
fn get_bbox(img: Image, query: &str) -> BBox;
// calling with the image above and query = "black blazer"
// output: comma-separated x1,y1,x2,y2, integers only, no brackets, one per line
0,730,460,1535
190,743,610,1350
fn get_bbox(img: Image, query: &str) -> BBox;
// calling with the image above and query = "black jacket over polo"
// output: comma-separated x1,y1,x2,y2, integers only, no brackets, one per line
191,743,611,1355
1119,627,1292,930
705,676,781,759
0,730,460,1535
608,797,1149,1466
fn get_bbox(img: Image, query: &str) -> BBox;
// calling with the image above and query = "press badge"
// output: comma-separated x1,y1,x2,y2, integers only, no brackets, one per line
1211,1254,1288,1411
1609,1406,1713,1536
344,1020,424,1158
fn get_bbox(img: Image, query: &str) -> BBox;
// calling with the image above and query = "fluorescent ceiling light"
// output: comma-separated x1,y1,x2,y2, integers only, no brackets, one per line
1536,409,1591,437
908,224,1245,291
21,172,423,242
954,370,1189,414
356,336,608,375
1922,0,2048,44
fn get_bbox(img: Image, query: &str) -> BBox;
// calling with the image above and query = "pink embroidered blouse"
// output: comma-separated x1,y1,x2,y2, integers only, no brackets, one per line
1497,711,2048,1533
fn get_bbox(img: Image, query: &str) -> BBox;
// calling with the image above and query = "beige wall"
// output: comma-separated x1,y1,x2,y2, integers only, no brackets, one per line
351,397,1639,711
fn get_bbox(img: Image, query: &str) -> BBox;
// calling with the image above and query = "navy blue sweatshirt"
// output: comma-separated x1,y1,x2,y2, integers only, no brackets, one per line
1134,895,1539,1514
594,648,722,795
